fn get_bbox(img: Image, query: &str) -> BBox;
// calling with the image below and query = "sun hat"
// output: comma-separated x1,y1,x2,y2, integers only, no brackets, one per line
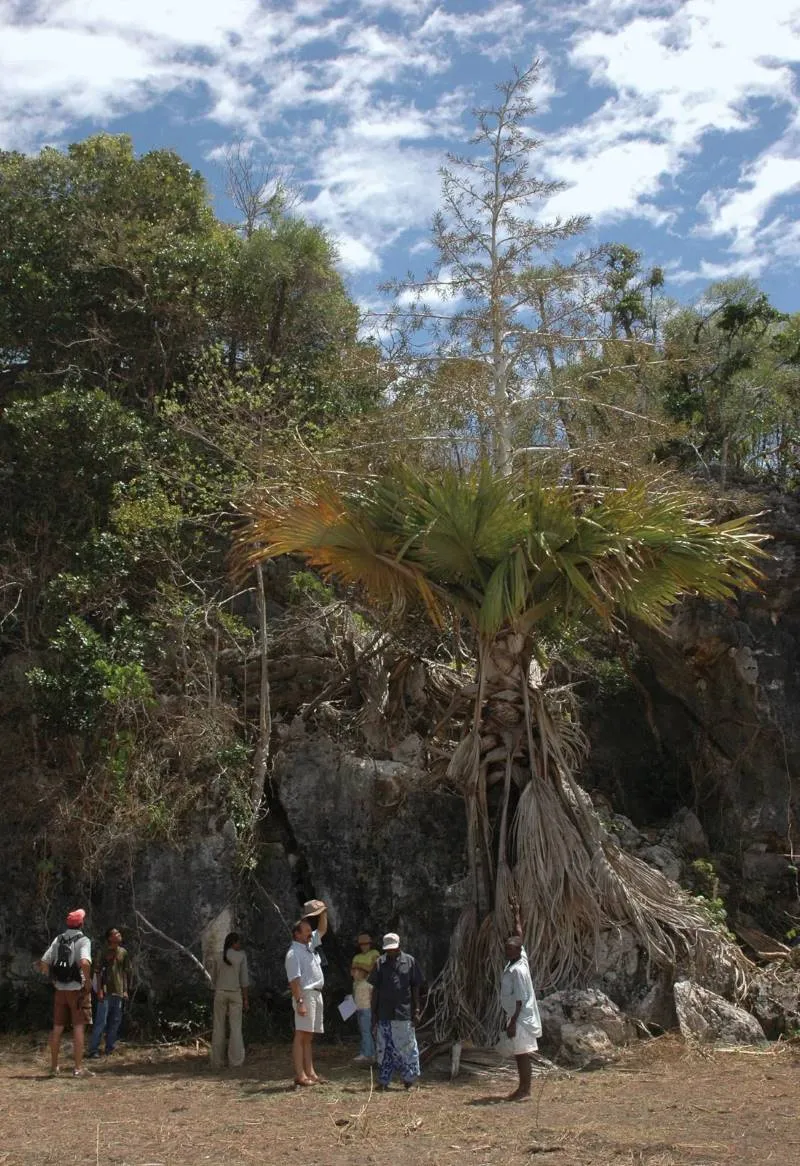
382,932,400,951
302,899,326,918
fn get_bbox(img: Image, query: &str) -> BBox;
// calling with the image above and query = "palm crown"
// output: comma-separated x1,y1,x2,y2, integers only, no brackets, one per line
234,464,765,639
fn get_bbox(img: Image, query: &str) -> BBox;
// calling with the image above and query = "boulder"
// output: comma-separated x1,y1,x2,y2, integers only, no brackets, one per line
539,988,635,1068
748,966,800,1038
638,843,683,883
558,1023,618,1069
592,924,641,999
608,814,646,850
627,976,677,1032
666,808,710,859
673,979,766,1045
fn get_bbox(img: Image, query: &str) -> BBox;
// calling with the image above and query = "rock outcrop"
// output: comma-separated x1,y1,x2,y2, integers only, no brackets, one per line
271,718,468,983
539,988,636,1068
673,980,766,1045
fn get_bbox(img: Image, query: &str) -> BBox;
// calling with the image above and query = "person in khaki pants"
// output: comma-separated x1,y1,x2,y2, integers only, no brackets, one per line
210,933,249,1068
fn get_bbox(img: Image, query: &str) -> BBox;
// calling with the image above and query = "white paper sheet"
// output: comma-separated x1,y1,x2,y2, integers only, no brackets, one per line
338,994,357,1020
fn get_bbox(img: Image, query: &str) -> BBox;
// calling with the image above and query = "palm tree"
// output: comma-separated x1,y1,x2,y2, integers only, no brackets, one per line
233,465,765,1041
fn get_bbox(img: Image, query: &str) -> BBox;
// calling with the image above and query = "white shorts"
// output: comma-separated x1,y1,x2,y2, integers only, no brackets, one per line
293,989,323,1034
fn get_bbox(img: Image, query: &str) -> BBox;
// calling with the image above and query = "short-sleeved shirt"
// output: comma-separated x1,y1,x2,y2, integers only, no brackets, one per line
42,929,92,991
368,952,423,1021
352,948,380,1010
212,948,249,992
284,930,324,991
93,945,129,996
500,946,541,1033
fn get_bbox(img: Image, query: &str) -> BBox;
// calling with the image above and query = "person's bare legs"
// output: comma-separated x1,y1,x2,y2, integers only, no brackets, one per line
292,1031,312,1083
49,1025,64,1072
506,1054,532,1101
303,1034,316,1081
72,1023,85,1071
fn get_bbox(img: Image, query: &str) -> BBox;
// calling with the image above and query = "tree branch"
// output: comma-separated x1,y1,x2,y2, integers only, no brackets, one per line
135,910,212,984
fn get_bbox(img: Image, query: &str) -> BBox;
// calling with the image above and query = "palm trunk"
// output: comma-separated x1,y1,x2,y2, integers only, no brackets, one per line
432,630,751,1045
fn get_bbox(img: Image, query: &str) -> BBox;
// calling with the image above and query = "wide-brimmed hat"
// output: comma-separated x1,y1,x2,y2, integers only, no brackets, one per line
302,899,326,918
382,932,400,951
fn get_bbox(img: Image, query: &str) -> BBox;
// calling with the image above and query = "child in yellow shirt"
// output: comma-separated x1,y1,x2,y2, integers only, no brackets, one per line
351,932,380,1064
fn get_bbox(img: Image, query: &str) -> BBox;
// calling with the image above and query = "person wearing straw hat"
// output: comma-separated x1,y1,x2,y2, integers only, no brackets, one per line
38,908,93,1077
285,900,328,1086
368,932,423,1091
351,931,380,1065
496,897,542,1102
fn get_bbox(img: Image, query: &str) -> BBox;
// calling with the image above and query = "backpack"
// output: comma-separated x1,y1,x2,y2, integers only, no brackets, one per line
50,931,83,983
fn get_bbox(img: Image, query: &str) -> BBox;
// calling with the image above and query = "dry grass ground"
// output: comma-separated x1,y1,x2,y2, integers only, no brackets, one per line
0,1033,798,1166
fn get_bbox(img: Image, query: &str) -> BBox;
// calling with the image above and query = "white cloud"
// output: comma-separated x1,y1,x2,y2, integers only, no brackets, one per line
545,133,674,223
698,153,800,252
299,135,442,273
2,0,800,290
335,236,382,273
418,2,527,59
536,0,800,278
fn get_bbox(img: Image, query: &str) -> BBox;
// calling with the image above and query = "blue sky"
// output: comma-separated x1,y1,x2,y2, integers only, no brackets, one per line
2,0,800,311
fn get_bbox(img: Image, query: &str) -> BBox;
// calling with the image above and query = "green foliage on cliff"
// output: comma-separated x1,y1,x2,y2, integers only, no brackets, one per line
0,125,796,891
0,133,382,874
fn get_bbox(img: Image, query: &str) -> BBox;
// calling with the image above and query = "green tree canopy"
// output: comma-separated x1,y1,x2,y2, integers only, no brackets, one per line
0,134,236,405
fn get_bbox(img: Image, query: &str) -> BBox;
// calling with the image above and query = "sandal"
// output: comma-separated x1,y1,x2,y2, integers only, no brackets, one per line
293,1077,314,1087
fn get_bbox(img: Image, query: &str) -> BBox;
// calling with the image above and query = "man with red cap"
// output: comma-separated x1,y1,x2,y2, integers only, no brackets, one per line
39,908,92,1077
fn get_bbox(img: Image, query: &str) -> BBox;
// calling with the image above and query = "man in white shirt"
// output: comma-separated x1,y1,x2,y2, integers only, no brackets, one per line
38,908,93,1077
285,900,327,1086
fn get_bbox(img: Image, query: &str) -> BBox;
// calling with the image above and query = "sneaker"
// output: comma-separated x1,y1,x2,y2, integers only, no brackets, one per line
87,1051,101,1060
352,1054,371,1065
47,1067,60,1077
72,1068,95,1078
376,1083,391,1092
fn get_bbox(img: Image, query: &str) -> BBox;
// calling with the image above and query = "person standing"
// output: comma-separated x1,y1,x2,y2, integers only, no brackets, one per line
285,900,328,1087
497,898,542,1102
368,932,423,1091
351,932,380,1065
38,908,93,1077
88,927,129,1058
210,932,250,1069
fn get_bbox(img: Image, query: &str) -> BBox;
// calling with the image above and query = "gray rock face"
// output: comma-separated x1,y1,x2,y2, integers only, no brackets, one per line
627,975,677,1032
582,493,800,920
539,988,635,1067
638,844,683,884
634,497,800,906
271,719,467,986
673,979,766,1045
665,808,709,859
591,925,642,1001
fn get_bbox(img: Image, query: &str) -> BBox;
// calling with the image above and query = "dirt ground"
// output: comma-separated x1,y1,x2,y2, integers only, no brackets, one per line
0,1033,797,1166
